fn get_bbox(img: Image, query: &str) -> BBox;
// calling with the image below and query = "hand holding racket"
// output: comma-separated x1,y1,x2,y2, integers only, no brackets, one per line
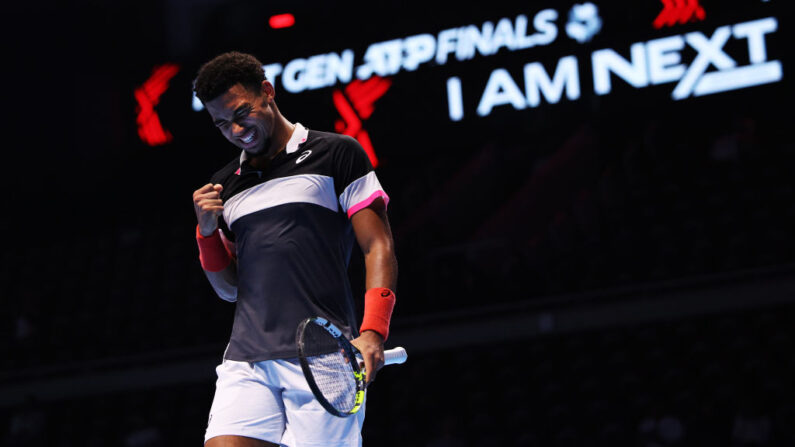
350,329,387,385
296,316,407,417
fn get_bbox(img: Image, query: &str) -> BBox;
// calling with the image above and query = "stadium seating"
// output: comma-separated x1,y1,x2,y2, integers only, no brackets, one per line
3,303,792,446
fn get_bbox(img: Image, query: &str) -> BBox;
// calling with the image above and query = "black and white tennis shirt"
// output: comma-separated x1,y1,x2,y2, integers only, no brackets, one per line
210,123,389,362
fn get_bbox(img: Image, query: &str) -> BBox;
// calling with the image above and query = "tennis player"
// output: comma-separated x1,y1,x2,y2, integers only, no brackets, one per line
191,51,398,447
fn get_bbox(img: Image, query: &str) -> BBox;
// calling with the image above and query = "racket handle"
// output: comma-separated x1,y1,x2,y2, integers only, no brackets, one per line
384,346,408,365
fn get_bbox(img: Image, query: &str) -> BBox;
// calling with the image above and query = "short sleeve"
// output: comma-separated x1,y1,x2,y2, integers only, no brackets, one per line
334,135,390,218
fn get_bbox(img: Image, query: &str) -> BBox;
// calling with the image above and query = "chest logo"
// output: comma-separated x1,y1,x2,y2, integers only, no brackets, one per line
296,150,312,164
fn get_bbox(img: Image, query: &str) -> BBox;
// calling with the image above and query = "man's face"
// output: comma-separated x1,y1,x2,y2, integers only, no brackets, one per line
205,82,274,156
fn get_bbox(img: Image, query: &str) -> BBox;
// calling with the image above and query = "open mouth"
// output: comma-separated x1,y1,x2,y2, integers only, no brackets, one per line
240,128,257,146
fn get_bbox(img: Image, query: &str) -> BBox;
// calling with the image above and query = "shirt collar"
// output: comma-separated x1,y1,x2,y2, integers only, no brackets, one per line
239,122,308,166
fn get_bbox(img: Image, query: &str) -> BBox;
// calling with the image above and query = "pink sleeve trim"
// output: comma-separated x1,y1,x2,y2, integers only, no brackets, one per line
347,190,390,218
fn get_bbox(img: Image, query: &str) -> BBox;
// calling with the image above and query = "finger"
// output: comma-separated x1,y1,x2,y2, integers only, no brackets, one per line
363,353,376,385
197,199,224,210
213,184,224,193
375,352,385,371
195,191,222,201
194,183,215,196
198,197,223,204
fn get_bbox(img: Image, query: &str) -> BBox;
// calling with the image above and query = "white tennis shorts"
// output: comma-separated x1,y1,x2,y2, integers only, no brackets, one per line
204,357,366,446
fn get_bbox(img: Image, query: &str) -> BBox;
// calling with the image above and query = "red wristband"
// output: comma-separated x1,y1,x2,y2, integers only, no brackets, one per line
196,225,232,272
360,287,396,341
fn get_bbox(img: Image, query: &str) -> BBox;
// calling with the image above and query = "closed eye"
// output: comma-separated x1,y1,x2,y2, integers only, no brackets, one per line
234,107,252,121
213,104,252,128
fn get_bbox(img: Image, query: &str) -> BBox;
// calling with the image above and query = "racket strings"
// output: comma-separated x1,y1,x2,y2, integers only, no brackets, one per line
301,323,360,413
306,352,359,412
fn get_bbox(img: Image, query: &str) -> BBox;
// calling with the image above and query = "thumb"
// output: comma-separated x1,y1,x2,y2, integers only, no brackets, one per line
213,184,224,193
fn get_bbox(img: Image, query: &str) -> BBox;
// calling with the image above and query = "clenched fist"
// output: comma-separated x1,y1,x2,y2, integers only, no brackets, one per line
193,183,224,236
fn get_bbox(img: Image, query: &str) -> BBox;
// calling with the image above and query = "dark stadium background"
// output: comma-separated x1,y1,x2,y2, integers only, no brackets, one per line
4,0,794,445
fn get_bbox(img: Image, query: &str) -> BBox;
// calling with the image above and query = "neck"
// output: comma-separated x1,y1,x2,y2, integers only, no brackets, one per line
250,116,295,169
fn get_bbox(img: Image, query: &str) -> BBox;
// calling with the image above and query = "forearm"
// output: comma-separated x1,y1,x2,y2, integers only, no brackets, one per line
363,242,398,291
203,258,238,302
351,203,398,343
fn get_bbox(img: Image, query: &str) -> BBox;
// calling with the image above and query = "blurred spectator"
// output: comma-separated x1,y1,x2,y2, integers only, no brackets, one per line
731,406,772,446
3,397,47,447
638,414,685,446
15,314,35,341
710,116,760,163
125,425,164,447
427,414,468,447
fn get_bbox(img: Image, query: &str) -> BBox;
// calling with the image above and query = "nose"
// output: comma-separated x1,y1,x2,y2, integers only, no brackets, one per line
230,122,245,137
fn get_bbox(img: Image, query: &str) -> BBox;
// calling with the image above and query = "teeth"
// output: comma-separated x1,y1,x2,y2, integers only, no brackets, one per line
242,129,255,144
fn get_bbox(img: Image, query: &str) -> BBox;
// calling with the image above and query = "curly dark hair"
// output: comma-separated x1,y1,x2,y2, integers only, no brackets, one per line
193,51,267,103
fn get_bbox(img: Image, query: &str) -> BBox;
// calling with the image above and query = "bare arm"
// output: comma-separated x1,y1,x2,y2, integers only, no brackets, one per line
349,198,398,384
354,200,397,291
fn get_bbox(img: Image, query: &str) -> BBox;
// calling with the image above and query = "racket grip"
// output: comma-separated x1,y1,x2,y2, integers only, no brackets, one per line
384,347,408,365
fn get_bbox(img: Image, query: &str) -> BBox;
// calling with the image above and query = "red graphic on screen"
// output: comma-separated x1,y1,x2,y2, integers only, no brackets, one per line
653,0,705,29
333,76,392,168
135,64,180,146
269,13,295,29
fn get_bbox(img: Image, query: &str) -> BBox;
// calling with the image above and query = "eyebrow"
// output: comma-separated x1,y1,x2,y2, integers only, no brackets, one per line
214,103,252,126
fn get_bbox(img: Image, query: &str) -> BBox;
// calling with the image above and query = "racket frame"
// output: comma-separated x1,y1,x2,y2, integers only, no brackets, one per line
296,317,366,418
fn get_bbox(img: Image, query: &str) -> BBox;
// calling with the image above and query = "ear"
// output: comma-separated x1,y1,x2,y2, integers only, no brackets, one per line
261,80,275,102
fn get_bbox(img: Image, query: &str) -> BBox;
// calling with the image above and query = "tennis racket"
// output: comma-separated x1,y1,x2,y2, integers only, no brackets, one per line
296,316,408,417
